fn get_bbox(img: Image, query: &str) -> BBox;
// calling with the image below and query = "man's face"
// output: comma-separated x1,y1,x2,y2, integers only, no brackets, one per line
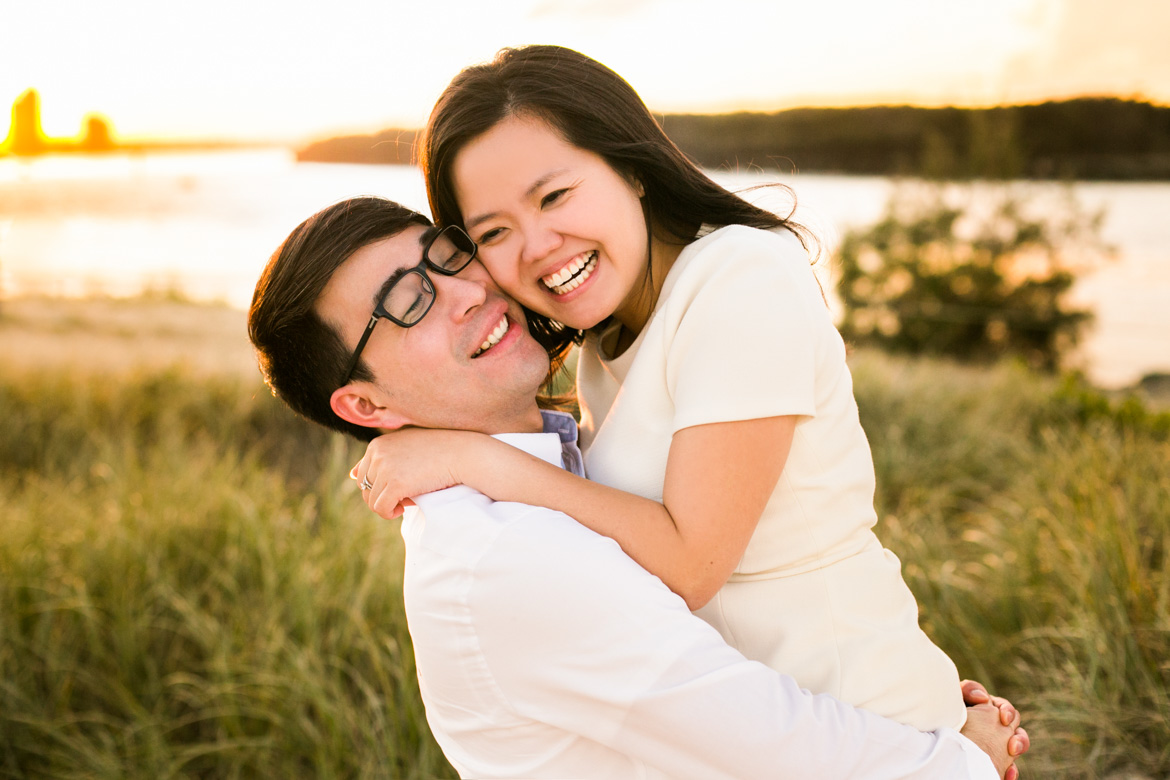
318,224,550,434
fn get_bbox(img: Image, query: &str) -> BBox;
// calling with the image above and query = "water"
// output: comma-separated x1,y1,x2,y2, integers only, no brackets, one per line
1,149,1167,388
0,149,430,308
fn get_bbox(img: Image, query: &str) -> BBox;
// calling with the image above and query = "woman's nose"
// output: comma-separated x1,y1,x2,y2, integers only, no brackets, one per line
519,218,563,266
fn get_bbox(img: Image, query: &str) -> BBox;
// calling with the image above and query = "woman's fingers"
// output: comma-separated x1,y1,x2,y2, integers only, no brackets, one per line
351,453,403,518
1009,727,1030,757
989,695,1019,728
960,679,990,705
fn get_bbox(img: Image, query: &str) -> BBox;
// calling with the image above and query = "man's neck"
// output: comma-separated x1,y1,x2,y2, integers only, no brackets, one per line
491,404,545,435
379,404,545,438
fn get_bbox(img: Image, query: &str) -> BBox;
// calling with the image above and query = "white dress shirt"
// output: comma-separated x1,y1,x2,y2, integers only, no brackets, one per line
401,410,997,779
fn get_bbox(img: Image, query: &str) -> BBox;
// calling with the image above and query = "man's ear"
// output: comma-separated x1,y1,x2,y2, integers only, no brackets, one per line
330,385,413,432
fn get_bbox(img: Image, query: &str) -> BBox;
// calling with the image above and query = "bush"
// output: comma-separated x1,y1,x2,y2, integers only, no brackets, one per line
835,185,1110,370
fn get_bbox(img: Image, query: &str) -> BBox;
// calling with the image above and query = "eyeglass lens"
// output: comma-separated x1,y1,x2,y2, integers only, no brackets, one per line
427,228,476,272
384,270,434,326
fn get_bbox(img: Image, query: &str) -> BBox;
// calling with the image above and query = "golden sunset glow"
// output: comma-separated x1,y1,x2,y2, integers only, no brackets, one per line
2,0,1166,145
1,89,115,155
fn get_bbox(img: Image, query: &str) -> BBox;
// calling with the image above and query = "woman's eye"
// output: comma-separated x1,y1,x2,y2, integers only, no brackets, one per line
541,188,569,208
478,227,505,244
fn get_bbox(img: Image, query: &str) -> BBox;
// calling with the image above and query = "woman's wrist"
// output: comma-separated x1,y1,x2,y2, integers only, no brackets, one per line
455,432,561,503
446,430,505,491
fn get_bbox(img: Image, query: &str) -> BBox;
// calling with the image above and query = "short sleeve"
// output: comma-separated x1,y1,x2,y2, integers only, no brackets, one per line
663,227,827,433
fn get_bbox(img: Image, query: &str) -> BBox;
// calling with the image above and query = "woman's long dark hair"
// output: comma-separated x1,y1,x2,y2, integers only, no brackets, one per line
422,45,806,374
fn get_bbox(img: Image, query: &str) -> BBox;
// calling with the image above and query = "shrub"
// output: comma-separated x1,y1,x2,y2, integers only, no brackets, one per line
835,185,1110,370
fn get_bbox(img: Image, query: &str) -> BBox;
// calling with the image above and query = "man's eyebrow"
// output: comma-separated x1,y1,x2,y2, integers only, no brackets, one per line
464,169,568,230
371,226,435,307
373,267,410,308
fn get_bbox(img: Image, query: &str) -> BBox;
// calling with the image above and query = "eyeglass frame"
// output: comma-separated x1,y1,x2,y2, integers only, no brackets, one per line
337,224,478,386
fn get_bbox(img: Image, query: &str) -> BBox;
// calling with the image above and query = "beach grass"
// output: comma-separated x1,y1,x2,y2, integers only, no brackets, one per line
1,299,1168,779
0,365,453,779
849,353,1170,779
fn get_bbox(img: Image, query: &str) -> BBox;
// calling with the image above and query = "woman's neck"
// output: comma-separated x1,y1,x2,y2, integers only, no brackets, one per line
611,228,686,346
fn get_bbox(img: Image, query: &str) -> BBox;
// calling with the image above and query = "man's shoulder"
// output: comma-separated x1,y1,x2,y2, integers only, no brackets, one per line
405,488,671,617
405,489,617,590
405,490,699,693
410,487,584,557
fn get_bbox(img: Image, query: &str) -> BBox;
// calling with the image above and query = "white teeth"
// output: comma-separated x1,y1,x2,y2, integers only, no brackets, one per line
548,255,586,287
474,316,509,357
542,251,597,295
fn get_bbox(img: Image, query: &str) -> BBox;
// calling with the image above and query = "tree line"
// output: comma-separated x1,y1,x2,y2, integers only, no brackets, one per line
297,98,1170,180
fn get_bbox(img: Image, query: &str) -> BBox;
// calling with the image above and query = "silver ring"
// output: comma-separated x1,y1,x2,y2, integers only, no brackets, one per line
359,475,374,491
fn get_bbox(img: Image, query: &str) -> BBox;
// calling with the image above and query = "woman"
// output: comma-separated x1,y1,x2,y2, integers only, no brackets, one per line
357,45,1024,746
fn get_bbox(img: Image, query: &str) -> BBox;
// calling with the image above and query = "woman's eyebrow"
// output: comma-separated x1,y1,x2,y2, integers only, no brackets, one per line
525,169,568,198
464,169,569,230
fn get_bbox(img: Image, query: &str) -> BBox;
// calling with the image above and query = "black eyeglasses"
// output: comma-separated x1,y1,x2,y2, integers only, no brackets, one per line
338,225,478,386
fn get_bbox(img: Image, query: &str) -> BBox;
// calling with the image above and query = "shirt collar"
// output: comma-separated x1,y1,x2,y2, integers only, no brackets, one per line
491,409,585,477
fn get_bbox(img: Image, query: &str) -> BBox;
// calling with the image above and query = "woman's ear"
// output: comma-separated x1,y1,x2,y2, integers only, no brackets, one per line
620,167,645,198
330,386,412,432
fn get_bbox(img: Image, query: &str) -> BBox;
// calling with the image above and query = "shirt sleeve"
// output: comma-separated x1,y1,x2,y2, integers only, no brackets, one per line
663,226,830,433
470,509,998,780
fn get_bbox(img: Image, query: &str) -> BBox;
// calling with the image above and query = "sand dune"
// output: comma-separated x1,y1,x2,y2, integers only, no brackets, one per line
0,297,259,378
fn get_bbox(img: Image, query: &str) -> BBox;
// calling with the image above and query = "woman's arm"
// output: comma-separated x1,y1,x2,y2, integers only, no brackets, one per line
357,414,795,611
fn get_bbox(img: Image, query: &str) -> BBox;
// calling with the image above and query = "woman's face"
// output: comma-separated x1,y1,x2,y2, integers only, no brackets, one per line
451,114,651,332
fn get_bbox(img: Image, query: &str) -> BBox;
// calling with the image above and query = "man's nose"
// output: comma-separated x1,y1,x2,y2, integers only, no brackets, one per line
434,261,491,320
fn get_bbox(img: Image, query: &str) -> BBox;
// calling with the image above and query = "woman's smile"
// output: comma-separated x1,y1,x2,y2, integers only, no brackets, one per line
541,250,598,295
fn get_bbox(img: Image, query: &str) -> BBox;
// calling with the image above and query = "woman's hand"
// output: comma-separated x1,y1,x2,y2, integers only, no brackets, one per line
961,679,1030,780
961,702,1024,780
352,428,480,519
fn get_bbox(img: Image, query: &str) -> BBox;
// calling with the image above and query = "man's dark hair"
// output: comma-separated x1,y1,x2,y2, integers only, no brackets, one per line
248,197,431,441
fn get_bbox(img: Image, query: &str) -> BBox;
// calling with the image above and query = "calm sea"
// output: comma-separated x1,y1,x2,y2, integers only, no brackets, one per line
1,148,1167,388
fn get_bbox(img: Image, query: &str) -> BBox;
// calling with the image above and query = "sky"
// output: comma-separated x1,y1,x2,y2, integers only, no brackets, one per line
2,0,1166,144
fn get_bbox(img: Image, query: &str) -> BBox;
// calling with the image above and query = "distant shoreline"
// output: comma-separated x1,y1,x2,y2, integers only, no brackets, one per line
295,98,1170,181
0,139,279,160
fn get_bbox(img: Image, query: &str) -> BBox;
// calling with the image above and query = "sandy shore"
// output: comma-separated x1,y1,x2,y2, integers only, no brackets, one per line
4,294,1167,408
0,296,260,377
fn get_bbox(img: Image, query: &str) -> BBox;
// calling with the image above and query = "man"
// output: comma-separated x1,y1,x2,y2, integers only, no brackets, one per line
249,196,1025,779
